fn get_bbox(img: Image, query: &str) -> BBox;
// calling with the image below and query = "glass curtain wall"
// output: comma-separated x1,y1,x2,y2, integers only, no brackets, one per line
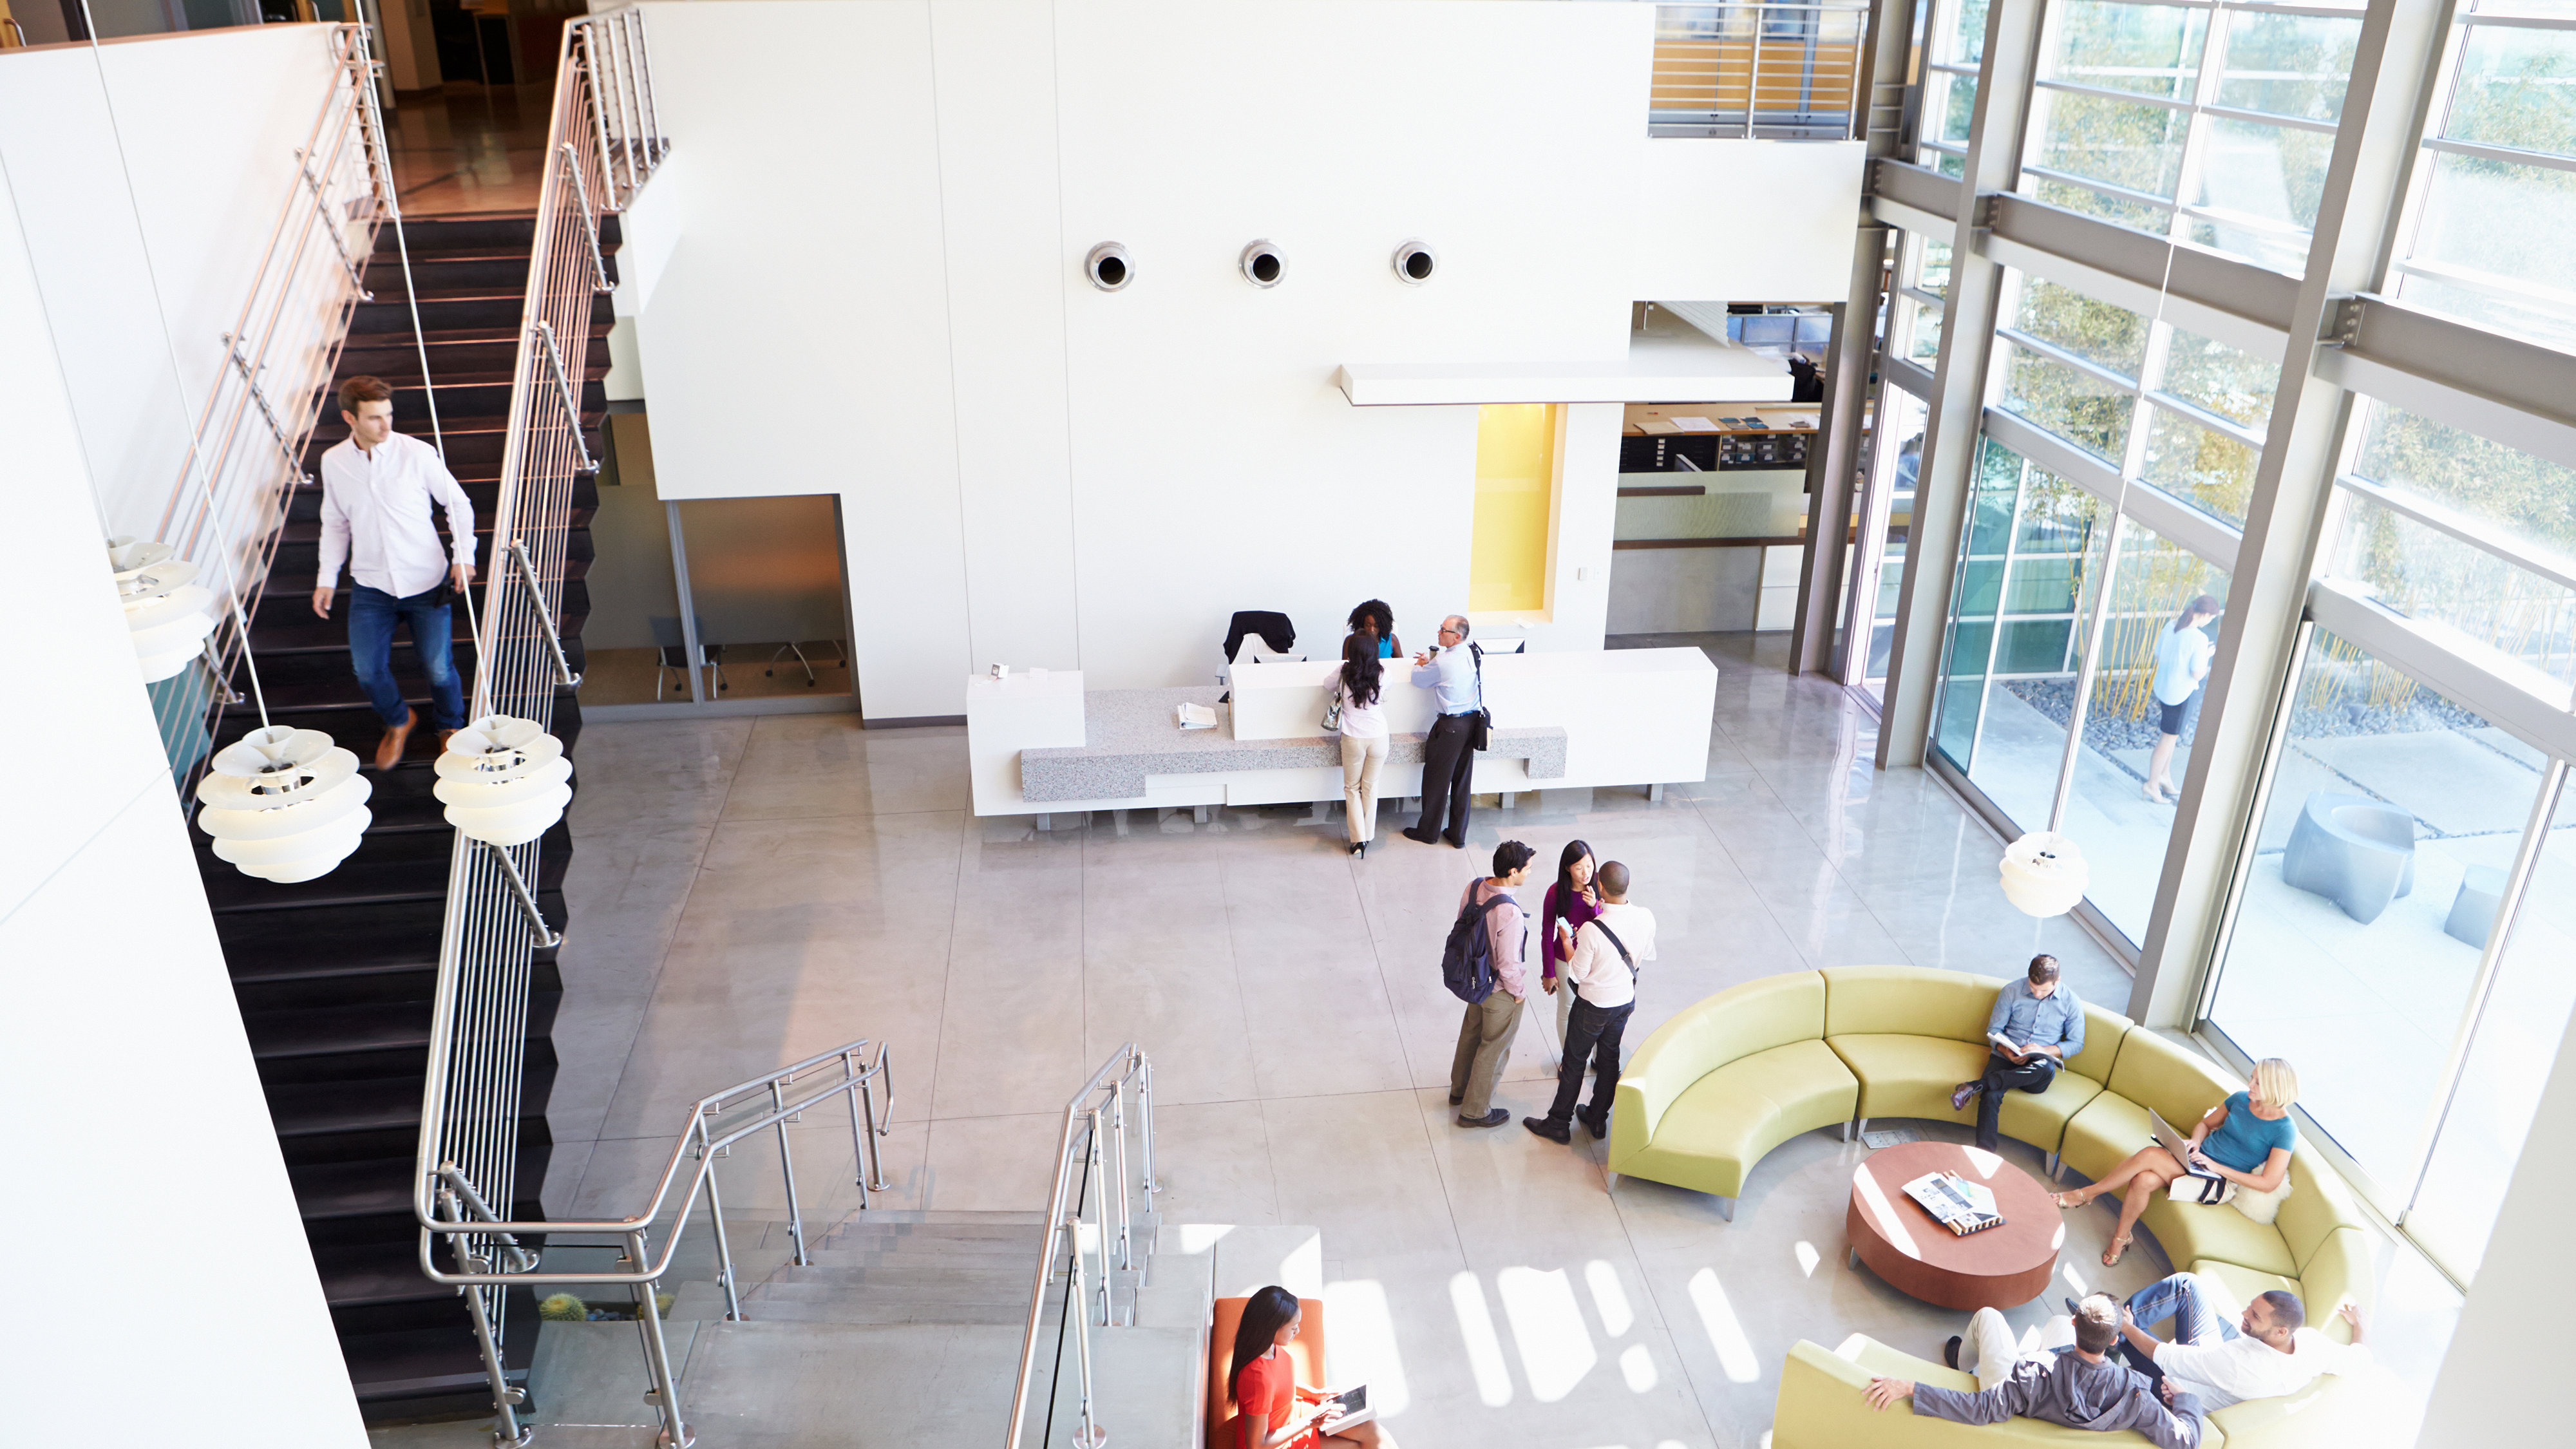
1926,255,2253,950
1882,0,2576,1292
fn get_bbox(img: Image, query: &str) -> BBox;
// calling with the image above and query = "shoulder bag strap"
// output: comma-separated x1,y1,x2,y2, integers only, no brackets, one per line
1591,920,1637,978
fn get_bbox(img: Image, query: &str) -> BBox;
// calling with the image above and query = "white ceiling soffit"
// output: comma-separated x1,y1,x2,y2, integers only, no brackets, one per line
1653,299,1736,341
1333,359,1792,406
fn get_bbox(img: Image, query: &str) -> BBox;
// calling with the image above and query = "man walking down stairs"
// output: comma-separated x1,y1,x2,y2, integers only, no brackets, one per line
213,211,610,1421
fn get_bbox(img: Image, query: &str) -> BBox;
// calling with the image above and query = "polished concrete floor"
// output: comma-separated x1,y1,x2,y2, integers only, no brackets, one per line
377,633,2458,1446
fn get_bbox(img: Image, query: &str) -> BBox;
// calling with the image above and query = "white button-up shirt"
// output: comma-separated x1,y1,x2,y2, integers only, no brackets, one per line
1563,902,1657,1008
316,431,476,598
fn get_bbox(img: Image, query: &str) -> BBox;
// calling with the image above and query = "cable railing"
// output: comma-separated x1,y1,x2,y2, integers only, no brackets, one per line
144,23,402,790
419,1040,894,1448
1650,3,1871,140
408,5,666,1431
1007,1045,1161,1449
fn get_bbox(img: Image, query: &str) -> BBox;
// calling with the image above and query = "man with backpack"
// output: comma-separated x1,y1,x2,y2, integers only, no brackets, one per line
1526,860,1654,1144
1446,840,1536,1128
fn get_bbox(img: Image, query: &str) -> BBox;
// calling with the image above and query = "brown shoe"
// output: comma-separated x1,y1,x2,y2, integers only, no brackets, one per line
437,728,459,755
374,706,418,770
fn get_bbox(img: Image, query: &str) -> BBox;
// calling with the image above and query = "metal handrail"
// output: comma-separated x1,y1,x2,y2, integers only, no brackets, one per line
146,23,404,790
419,1039,893,1448
1005,1045,1161,1449
405,7,665,1441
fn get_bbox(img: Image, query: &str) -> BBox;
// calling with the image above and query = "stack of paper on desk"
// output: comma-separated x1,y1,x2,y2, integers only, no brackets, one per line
1176,703,1218,730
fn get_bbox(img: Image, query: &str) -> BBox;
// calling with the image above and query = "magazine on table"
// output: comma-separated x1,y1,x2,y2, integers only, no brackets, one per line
1902,1170,2005,1236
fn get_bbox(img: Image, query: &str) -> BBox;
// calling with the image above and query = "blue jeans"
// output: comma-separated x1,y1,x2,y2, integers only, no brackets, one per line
2121,1272,2235,1383
348,583,466,730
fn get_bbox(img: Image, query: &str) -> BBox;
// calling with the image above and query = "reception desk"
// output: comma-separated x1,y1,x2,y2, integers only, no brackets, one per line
965,647,1719,820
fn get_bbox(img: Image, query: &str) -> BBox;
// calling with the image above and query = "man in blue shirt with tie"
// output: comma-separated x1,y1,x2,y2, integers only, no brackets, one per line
1401,614,1483,848
1951,954,2085,1151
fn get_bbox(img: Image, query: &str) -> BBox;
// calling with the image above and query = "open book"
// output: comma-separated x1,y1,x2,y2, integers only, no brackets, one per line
1902,1171,2005,1236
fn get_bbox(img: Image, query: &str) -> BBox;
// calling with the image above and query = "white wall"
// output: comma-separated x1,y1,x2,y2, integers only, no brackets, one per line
0,147,368,1449
623,0,1863,719
2417,998,2576,1446
0,24,346,542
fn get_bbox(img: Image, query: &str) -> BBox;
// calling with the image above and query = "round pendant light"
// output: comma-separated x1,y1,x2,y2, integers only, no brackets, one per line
109,536,218,684
195,725,374,882
2000,831,2089,918
434,714,572,847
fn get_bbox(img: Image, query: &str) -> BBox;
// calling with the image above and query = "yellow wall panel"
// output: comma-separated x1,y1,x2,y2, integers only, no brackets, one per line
1470,403,1556,614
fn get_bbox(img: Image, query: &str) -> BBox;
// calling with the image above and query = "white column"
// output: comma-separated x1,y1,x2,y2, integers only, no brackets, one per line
0,160,367,1449
2416,996,2576,1445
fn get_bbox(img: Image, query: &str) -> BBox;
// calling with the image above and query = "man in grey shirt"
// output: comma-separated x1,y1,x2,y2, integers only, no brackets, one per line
1866,1294,2207,1448
1400,614,1484,849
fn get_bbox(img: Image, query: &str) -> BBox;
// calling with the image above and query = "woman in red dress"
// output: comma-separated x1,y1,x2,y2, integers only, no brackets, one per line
1230,1285,1385,1449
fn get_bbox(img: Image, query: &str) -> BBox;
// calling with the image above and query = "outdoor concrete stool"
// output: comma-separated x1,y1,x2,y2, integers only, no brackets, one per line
2445,865,2507,949
2282,790,2417,924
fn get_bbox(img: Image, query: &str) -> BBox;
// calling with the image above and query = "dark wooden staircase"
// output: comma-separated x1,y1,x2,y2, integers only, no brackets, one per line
205,213,614,1421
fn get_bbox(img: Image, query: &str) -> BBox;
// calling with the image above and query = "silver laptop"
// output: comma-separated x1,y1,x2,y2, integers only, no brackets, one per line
2147,1107,2202,1168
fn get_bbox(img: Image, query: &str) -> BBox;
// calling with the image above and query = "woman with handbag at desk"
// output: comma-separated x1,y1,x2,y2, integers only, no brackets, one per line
1330,635,1390,857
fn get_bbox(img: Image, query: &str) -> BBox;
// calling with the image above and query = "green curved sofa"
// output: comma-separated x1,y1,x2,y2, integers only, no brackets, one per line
1609,967,2378,1448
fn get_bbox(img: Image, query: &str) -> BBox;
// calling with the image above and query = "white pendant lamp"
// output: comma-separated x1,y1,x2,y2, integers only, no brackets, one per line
108,536,218,683
434,714,571,847
196,726,374,883
2000,831,2089,918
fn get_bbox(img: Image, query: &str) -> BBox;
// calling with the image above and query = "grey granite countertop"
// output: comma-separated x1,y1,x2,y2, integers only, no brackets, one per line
1019,687,1566,803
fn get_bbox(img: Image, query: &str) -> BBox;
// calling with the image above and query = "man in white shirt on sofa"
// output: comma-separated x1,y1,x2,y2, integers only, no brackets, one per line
2088,1274,2368,1410
310,375,478,769
1524,860,1654,1144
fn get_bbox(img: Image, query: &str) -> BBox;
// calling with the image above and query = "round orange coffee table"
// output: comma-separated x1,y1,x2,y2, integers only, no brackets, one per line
1845,1141,2063,1311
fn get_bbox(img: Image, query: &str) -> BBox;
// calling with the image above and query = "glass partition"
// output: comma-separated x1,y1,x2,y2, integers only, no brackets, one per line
2207,627,2551,1197
1962,473,2111,829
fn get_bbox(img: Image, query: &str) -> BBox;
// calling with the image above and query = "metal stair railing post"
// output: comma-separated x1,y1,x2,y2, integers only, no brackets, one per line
1006,1045,1158,1449
507,537,585,688
412,13,667,1425
413,1040,891,1448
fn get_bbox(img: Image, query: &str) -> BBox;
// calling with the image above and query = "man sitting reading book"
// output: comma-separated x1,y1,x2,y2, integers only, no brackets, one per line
1950,954,2085,1151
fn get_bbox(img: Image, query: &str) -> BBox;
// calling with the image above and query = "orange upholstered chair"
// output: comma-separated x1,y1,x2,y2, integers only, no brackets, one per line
1208,1296,1329,1449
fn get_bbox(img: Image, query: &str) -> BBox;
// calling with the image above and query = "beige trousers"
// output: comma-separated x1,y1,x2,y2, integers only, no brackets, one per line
1964,1306,2077,1392
1341,732,1388,842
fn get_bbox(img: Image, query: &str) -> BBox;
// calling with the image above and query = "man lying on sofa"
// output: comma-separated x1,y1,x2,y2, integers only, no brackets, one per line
2092,1275,2368,1412
1862,1293,2207,1448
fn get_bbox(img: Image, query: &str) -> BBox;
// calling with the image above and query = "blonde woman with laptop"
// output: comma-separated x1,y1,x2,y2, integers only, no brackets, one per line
2050,1059,2300,1269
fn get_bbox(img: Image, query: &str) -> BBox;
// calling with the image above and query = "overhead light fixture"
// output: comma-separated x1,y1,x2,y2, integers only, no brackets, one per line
108,536,218,684
195,725,374,883
1391,239,1437,286
2000,831,2088,918
434,714,573,847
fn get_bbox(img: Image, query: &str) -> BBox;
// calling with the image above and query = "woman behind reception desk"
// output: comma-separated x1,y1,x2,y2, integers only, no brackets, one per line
1347,600,1402,660
1331,636,1391,857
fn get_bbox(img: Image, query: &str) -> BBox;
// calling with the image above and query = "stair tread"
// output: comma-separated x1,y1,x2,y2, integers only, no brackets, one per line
245,1001,437,1060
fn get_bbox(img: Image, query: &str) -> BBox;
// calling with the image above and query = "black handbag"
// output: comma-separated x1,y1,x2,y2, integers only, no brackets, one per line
1468,642,1492,751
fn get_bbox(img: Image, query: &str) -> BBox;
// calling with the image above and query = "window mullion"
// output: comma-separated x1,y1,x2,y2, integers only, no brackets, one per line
2049,511,2130,833
2385,10,2476,298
